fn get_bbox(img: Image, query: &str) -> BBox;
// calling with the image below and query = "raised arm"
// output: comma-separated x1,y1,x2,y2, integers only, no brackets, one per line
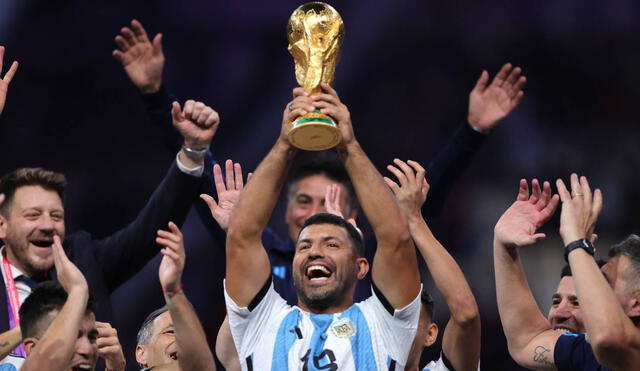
384,159,480,371
312,83,419,308
557,174,640,368
157,222,216,371
493,179,562,370
0,46,18,116
424,64,525,216
22,236,89,371
211,88,310,306
95,99,217,291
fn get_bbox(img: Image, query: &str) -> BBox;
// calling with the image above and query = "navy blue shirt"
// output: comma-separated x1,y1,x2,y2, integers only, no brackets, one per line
555,333,612,371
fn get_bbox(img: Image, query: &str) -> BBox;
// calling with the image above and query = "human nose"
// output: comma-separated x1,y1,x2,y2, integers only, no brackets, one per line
554,301,572,319
75,336,95,358
38,215,55,232
308,242,325,258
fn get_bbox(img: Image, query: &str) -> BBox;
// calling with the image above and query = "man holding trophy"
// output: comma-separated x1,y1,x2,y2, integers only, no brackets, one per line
218,4,423,370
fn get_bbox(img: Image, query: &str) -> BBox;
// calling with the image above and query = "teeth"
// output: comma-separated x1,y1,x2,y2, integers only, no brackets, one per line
307,265,330,275
78,365,91,370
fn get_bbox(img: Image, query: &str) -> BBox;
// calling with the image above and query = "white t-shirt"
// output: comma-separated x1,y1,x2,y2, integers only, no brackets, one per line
422,354,450,371
422,353,480,371
225,280,421,371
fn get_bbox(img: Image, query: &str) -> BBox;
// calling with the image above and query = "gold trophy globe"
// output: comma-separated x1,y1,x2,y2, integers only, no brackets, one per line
287,2,345,151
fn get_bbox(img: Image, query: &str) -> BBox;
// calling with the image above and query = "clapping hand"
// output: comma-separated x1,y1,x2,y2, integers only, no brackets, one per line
157,222,185,295
494,179,559,248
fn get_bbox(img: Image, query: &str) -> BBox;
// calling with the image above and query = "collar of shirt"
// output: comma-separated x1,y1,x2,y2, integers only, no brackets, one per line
0,246,26,281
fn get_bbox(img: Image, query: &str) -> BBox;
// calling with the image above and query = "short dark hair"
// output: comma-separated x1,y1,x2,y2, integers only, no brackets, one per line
299,213,364,256
137,306,169,346
560,259,607,278
19,281,95,340
420,288,435,323
608,234,640,290
287,154,358,213
0,168,66,216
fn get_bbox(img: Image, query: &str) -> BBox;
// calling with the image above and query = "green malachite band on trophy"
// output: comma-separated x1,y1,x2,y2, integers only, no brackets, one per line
291,117,336,128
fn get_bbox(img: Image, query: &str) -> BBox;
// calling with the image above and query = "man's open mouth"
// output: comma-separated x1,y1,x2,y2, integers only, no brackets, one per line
71,363,93,370
306,264,333,282
30,240,53,248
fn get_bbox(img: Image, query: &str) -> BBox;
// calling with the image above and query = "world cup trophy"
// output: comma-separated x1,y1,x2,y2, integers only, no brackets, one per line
286,2,345,151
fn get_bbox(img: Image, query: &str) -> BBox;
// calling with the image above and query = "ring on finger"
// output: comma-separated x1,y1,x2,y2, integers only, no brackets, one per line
572,192,584,197
288,104,293,111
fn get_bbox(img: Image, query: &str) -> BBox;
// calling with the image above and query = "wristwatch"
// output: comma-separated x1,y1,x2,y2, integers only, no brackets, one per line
181,145,209,160
564,238,595,262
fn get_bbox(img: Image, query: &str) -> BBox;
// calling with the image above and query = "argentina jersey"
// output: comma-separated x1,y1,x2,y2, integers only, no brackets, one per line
225,279,421,371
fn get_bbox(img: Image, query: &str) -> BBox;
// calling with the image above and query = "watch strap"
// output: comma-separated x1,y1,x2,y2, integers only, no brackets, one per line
564,238,595,262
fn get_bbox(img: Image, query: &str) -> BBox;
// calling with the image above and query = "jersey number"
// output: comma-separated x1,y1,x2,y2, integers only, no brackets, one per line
301,349,338,370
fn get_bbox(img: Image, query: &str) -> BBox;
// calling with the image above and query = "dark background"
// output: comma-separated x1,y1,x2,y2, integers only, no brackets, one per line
1,0,639,369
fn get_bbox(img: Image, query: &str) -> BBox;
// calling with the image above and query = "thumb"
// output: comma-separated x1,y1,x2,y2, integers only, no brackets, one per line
171,101,183,123
200,194,218,210
472,70,489,93
152,33,164,56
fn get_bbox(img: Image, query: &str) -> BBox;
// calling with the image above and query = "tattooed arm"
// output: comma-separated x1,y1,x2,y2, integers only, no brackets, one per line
493,179,561,370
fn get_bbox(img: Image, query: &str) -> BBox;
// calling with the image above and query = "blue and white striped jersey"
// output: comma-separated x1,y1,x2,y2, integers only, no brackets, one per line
225,280,421,371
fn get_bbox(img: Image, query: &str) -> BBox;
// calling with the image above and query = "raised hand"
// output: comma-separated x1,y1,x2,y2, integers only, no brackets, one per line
0,46,19,116
172,100,220,150
280,87,314,146
494,179,559,247
52,235,88,295
556,174,603,245
324,183,361,236
157,222,185,294
112,19,164,94
200,160,251,231
467,63,526,133
311,82,354,146
383,159,429,219
96,321,126,371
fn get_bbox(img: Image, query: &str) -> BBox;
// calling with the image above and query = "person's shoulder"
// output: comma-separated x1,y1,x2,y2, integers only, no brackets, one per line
554,333,602,370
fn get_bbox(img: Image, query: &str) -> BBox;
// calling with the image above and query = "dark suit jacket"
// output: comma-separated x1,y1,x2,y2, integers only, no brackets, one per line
0,162,204,332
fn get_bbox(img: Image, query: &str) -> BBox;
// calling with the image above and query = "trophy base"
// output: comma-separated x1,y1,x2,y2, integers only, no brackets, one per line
287,112,342,151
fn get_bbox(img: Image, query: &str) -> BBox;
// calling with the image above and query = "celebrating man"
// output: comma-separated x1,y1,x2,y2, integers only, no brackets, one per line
135,222,216,371
213,83,421,370
494,175,640,370
0,84,219,366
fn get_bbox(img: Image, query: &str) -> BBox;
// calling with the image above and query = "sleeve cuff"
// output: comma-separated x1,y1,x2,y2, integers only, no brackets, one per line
175,152,204,177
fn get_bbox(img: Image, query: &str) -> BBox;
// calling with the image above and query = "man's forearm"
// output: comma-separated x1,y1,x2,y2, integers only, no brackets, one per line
338,142,407,244
0,327,22,360
408,216,478,324
166,293,216,371
568,249,639,367
493,239,552,355
409,215,480,371
22,290,88,371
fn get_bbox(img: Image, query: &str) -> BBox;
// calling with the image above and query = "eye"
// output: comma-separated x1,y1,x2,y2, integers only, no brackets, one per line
24,213,39,220
298,244,310,251
51,214,63,222
551,298,560,306
327,242,339,248
163,329,175,335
